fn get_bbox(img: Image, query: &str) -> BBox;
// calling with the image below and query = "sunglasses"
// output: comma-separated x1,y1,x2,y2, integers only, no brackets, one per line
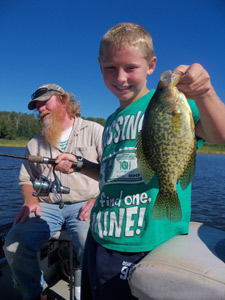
31,88,63,100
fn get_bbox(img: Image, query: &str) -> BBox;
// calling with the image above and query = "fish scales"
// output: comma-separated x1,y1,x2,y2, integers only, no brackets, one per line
137,70,196,222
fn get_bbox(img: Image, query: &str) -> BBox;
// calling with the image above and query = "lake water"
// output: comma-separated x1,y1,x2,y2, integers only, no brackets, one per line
0,147,225,230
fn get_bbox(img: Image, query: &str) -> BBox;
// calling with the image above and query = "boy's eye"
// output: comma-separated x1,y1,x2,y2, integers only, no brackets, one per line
127,65,138,71
104,66,116,70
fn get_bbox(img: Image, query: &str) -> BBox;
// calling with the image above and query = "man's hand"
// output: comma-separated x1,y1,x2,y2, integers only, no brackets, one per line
51,152,101,181
53,153,77,174
14,201,41,225
79,198,96,221
14,184,41,225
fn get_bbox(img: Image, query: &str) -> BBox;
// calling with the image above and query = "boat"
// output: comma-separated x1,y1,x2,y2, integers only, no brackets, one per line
0,223,81,300
1,221,225,300
128,222,225,300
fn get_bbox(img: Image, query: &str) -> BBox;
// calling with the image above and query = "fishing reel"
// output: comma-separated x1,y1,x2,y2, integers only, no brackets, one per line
32,168,70,209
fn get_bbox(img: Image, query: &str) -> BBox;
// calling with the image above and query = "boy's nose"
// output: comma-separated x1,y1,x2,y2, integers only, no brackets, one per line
117,68,127,83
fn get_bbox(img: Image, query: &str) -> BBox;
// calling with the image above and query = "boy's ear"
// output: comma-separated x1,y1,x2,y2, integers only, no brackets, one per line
98,57,103,73
147,56,157,75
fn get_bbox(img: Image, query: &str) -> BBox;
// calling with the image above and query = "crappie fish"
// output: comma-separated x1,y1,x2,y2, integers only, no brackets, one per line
137,70,196,222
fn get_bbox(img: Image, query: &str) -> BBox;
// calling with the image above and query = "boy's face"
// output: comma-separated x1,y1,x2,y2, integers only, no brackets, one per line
99,45,156,109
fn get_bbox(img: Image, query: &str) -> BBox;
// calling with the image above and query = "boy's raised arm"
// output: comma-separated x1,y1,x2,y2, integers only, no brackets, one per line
175,63,225,144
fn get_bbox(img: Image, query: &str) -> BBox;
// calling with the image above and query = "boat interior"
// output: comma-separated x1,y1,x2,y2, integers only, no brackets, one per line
0,225,80,300
1,222,225,300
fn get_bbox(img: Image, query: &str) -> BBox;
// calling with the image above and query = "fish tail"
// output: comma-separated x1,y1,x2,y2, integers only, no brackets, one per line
152,191,182,222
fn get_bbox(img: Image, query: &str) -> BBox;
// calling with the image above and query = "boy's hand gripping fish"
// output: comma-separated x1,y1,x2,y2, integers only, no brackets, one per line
137,70,197,222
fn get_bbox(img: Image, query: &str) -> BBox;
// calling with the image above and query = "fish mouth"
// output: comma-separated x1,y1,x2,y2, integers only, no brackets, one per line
160,70,183,87
160,70,173,86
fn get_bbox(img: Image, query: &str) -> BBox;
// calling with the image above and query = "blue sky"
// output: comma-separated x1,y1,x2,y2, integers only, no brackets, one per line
0,0,224,119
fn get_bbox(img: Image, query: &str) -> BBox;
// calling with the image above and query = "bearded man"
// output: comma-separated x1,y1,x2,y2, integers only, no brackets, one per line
3,84,104,300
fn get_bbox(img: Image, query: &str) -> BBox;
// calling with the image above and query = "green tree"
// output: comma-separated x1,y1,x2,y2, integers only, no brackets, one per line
0,111,104,140
17,113,42,139
0,112,17,139
83,116,106,127
0,111,42,140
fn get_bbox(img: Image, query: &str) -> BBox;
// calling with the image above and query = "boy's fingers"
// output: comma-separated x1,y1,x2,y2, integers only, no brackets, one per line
174,64,189,74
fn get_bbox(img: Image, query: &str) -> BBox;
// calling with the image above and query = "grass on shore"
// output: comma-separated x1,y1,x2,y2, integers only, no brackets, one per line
0,139,28,147
197,142,225,154
0,139,225,154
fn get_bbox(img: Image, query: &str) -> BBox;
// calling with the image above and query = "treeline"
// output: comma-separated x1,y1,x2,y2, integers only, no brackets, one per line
0,111,106,140
0,111,42,140
83,117,106,127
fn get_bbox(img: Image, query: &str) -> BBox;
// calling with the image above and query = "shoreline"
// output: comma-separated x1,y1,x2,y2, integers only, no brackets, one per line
197,150,225,155
0,145,26,148
0,144,225,155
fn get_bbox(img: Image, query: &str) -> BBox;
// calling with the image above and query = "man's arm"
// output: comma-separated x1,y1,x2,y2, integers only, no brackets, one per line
14,184,41,225
53,153,100,181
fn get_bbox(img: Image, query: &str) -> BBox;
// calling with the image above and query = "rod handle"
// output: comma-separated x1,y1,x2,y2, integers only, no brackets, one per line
27,155,78,168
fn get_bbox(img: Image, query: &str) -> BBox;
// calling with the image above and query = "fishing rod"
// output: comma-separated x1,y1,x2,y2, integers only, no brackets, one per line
0,152,77,209
0,153,78,168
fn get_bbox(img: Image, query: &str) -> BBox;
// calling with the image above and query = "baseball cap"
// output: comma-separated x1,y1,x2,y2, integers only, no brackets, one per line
28,84,65,110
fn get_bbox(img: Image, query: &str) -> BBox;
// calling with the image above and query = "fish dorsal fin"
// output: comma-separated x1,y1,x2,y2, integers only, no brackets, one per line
137,132,155,184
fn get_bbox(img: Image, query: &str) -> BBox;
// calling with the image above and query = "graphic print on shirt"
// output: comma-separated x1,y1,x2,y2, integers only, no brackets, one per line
100,110,144,188
92,108,153,241
92,188,151,239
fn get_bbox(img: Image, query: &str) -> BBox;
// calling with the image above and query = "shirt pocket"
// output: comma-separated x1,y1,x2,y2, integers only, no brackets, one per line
72,146,100,163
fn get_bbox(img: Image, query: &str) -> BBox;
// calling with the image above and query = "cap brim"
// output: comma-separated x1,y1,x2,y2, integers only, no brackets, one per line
28,91,61,110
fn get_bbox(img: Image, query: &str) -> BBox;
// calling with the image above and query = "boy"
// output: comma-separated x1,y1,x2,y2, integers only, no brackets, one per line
55,23,225,300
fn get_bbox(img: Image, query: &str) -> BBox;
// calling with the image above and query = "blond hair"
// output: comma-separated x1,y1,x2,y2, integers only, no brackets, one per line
99,23,154,63
57,92,81,117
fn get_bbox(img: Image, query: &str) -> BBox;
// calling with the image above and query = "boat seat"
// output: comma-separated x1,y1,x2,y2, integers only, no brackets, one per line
52,229,73,241
128,222,225,300
51,229,81,300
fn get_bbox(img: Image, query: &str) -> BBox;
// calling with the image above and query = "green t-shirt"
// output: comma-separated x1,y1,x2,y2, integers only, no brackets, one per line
90,90,203,252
